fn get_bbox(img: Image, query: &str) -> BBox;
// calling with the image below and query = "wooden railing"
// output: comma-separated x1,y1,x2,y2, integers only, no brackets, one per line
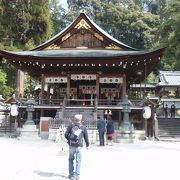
18,97,143,107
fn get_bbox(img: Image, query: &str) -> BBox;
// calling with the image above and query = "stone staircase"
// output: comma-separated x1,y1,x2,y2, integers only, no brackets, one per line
157,118,180,138
64,108,94,121
49,108,102,142
56,108,104,129
63,109,99,144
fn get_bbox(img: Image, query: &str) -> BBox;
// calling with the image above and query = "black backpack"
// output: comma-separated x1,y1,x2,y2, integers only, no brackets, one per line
69,125,83,147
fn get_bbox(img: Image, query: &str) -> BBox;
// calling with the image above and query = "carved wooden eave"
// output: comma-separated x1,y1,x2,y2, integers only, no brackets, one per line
0,48,165,83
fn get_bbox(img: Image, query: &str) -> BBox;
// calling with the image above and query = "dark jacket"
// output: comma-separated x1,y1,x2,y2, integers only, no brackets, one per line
65,122,89,147
97,118,106,132
106,120,114,134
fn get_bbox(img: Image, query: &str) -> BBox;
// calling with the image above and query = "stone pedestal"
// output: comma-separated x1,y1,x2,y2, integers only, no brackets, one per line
117,124,134,143
24,112,35,125
19,124,40,140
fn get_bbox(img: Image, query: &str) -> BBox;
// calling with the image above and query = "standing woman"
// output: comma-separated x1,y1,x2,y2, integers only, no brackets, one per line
106,114,115,145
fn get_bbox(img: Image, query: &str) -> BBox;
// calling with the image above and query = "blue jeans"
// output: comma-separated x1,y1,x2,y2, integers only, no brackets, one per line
68,145,82,177
99,131,105,145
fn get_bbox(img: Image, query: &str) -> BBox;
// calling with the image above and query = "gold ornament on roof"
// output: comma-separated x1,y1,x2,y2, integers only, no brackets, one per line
75,19,91,29
105,43,121,49
45,44,60,50
94,33,103,41
61,33,71,41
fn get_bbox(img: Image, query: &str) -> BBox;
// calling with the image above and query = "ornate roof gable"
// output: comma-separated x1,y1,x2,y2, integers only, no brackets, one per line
33,13,137,51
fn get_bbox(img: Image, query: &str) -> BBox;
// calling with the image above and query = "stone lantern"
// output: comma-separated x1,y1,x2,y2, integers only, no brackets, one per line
25,98,35,125
117,95,134,143
20,96,39,139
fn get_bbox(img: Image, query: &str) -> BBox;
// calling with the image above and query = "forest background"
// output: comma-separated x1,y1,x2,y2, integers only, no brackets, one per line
0,0,179,99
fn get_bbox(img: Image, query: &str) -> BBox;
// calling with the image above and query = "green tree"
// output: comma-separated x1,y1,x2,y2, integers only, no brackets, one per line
67,0,92,15
0,0,54,98
0,45,18,100
0,69,13,100
132,0,167,15
158,0,180,70
24,75,38,97
67,0,160,49
50,0,67,35
0,0,53,48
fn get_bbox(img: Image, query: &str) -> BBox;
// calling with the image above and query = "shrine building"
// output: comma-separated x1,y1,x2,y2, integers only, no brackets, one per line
0,13,165,135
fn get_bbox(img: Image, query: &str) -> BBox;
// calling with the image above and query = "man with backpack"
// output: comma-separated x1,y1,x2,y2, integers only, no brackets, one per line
65,114,89,180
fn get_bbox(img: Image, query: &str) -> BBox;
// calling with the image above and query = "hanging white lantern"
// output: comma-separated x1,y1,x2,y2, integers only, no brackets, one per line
10,103,19,116
142,106,151,119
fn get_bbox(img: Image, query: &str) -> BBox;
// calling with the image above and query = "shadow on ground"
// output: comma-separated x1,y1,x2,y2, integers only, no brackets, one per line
34,170,68,179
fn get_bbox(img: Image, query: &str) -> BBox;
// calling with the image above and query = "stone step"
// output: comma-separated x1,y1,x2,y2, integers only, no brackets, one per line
158,118,180,137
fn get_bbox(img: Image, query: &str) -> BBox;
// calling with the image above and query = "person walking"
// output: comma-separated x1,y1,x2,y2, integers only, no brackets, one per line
65,114,89,180
170,103,176,118
106,114,115,145
97,116,106,146
164,104,168,118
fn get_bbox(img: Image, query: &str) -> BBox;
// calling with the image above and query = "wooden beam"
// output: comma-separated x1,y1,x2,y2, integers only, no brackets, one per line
67,74,70,99
40,74,45,105
96,74,100,98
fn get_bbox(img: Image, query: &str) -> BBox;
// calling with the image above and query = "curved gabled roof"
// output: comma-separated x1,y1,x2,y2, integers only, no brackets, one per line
1,49,160,58
157,71,180,87
0,47,165,83
0,12,165,83
32,12,137,51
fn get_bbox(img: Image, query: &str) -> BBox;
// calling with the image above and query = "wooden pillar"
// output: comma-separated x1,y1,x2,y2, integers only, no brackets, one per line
47,84,50,100
117,75,122,99
40,74,45,117
144,118,148,137
151,106,156,137
118,110,122,126
177,86,179,98
67,75,70,99
40,74,45,103
16,69,25,97
96,74,100,98
121,74,127,98
40,109,44,117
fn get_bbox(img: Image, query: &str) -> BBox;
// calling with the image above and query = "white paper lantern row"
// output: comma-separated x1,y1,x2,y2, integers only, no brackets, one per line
71,74,96,80
101,88,117,93
100,77,123,83
45,77,67,83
